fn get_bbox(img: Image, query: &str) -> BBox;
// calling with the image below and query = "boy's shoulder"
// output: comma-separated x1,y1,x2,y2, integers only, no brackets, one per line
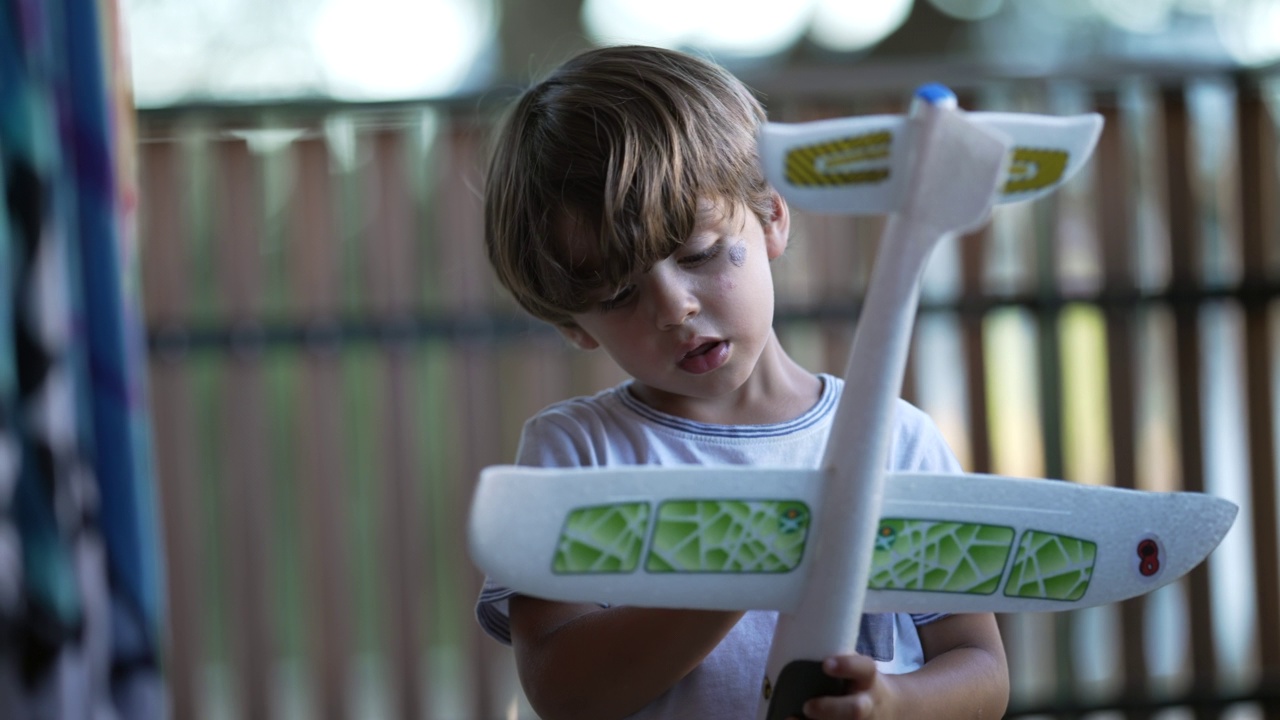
515,383,634,452
887,397,962,474
524,382,630,428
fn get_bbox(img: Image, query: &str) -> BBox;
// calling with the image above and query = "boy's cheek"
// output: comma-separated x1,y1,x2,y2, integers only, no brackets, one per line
556,323,600,350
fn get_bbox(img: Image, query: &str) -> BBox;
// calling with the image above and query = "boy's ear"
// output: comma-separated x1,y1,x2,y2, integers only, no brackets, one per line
764,190,790,260
557,323,600,350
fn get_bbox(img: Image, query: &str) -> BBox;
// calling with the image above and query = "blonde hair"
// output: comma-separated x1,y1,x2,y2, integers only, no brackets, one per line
484,45,774,326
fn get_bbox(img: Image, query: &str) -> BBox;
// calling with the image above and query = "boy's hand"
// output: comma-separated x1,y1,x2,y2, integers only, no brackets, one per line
789,655,899,720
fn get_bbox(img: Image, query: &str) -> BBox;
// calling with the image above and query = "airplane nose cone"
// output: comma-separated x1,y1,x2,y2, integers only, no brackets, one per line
914,83,957,108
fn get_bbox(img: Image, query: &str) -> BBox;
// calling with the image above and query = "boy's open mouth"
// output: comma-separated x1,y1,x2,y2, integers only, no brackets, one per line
678,340,729,374
685,341,718,358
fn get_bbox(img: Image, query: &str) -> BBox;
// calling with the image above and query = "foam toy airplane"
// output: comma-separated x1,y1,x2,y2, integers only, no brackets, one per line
468,85,1238,719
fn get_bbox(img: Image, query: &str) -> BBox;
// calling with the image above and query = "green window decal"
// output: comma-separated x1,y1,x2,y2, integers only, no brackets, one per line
869,519,1015,595
1005,530,1097,601
552,502,651,574
646,500,810,573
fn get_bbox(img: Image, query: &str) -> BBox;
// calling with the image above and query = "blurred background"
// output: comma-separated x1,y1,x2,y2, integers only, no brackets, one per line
123,0,1280,718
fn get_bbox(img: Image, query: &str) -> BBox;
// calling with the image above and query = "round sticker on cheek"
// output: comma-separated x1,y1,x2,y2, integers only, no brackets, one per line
1136,536,1162,578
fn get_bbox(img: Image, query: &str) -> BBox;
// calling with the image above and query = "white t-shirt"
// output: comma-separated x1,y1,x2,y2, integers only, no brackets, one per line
475,374,963,719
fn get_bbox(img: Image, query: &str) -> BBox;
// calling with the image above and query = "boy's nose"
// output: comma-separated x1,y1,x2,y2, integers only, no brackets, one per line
649,278,699,329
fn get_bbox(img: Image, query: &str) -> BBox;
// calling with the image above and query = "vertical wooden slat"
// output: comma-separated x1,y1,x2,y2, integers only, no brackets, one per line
213,137,275,720
1035,218,1066,480
366,126,426,720
959,221,1032,702
415,116,450,718
959,226,993,475
901,326,920,406
139,133,203,720
1094,97,1151,716
435,119,508,720
809,212,861,378
955,84,997,480
1236,76,1280,713
288,135,353,720
417,113,491,717
1162,86,1220,716
1030,131,1078,718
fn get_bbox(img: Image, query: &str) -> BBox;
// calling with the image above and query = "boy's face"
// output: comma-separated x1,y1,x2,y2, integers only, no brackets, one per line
558,194,790,417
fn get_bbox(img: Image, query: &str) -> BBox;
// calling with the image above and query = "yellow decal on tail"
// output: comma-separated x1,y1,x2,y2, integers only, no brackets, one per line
784,131,892,187
1004,147,1069,195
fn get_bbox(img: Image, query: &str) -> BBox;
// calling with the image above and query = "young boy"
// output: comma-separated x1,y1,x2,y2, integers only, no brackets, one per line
474,45,1010,720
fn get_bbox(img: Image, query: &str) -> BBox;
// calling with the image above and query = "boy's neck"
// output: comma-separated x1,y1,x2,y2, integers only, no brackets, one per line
629,333,822,426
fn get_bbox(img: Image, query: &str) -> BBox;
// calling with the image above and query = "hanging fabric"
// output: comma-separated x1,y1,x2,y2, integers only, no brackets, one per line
0,0,164,717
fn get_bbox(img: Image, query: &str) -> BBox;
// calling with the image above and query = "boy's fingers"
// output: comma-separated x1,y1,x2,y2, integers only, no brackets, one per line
785,657,878,719
823,654,878,691
802,691,873,719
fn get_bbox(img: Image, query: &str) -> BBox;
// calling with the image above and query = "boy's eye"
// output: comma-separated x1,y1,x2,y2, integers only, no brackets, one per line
679,242,722,266
599,284,636,311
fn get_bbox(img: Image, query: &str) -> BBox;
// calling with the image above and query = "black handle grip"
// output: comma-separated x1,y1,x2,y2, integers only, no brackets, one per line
763,659,848,720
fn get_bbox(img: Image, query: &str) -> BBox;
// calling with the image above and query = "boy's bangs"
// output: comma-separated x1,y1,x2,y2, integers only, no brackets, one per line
597,131,754,274
540,170,755,318
541,197,693,314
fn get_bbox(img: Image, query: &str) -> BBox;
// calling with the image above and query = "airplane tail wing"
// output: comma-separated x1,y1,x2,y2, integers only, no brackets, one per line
970,112,1104,205
758,111,1102,215
758,115,908,215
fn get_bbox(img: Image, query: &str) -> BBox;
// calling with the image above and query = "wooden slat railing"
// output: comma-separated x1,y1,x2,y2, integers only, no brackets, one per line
1163,86,1221,718
1237,78,1280,720
1096,96,1151,716
366,125,428,720
213,137,276,720
432,119,511,719
141,133,204,720
288,134,354,720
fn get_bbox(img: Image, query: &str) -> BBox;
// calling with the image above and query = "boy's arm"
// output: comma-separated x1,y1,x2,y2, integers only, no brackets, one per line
509,593,745,720
799,613,1009,720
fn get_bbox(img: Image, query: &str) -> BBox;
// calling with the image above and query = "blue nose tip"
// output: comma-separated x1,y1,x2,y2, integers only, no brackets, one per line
914,83,957,107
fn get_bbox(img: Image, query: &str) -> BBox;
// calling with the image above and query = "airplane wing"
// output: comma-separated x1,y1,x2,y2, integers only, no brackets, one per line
467,465,1235,614
758,112,1102,214
865,472,1236,613
469,465,821,611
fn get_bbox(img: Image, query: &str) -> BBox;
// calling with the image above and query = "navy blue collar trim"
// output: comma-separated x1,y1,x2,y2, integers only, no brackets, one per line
617,375,837,438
